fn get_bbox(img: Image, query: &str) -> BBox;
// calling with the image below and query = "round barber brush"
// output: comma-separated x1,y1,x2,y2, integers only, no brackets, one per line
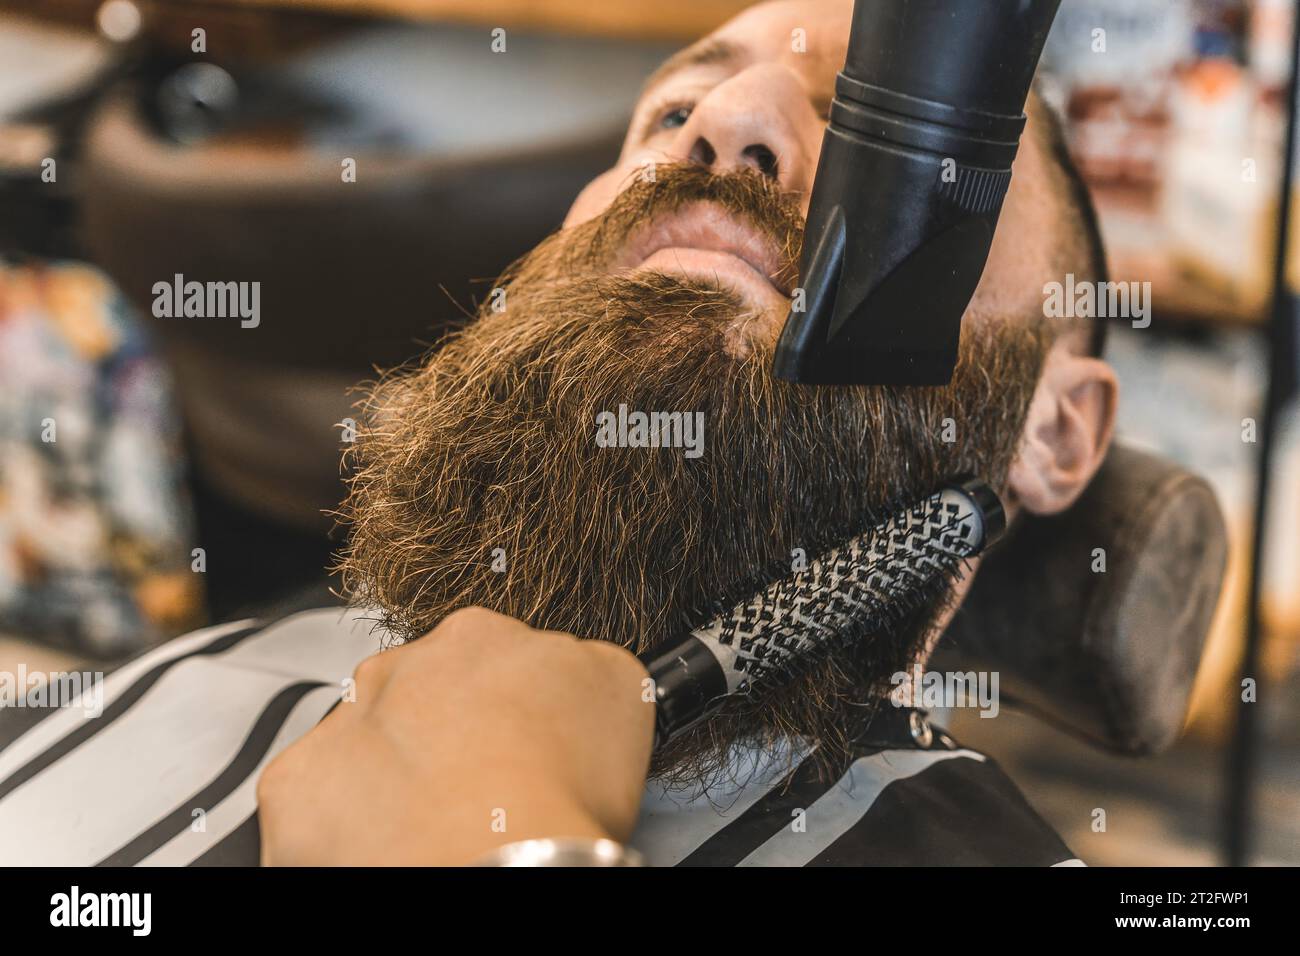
639,477,1004,750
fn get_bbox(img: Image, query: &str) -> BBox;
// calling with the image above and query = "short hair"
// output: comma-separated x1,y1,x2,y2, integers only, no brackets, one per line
1029,91,1110,358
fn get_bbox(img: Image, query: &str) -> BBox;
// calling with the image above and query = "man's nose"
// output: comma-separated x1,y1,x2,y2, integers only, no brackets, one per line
667,64,817,194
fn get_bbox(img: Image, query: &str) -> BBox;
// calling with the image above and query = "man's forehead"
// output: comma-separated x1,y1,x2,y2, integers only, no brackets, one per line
639,37,748,96
641,0,850,98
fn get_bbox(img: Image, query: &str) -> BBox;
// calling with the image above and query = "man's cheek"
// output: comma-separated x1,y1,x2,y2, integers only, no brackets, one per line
563,167,628,228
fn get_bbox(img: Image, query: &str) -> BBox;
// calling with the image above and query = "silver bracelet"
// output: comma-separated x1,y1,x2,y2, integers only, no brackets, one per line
473,837,646,867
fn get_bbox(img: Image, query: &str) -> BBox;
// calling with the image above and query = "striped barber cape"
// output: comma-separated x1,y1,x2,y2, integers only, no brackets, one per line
0,608,1081,867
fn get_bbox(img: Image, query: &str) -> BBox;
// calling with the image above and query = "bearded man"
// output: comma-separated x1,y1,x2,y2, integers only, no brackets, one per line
0,0,1116,867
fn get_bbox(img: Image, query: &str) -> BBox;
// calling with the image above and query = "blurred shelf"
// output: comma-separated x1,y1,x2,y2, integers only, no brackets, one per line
222,0,755,38
2,1,745,62
1109,248,1269,329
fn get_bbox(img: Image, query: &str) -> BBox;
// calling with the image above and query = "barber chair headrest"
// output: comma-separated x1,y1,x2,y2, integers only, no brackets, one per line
936,443,1228,756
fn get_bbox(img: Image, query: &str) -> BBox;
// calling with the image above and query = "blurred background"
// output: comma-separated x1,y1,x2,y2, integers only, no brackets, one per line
0,0,1296,866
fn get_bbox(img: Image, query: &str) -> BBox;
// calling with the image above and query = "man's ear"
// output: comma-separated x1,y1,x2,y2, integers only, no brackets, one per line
1006,344,1119,516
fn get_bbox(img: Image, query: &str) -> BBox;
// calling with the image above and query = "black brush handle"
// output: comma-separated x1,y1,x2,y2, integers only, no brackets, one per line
639,478,1004,750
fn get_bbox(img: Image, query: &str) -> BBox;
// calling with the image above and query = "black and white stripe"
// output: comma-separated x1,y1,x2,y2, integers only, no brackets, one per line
0,610,378,866
0,608,1079,866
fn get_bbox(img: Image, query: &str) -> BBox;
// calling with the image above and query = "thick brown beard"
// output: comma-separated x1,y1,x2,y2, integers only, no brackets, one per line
337,166,1051,784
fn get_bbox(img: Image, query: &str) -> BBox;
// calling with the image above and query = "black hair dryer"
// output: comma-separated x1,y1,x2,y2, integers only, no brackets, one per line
773,0,1062,387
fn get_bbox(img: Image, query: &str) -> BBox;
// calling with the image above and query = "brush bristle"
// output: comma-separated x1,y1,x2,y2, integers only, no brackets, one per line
693,489,983,696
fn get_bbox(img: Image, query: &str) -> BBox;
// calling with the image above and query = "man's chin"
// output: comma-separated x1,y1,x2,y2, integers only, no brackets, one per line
627,255,789,355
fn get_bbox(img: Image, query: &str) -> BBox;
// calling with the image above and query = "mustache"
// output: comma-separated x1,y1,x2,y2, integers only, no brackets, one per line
557,163,806,291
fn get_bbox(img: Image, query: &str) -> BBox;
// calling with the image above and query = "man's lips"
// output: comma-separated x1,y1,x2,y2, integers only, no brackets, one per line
618,202,794,304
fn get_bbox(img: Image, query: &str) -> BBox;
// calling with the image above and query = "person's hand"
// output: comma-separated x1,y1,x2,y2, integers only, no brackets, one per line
257,606,655,865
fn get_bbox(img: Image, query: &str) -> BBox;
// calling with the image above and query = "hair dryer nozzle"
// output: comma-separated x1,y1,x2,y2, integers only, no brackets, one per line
774,0,1062,387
